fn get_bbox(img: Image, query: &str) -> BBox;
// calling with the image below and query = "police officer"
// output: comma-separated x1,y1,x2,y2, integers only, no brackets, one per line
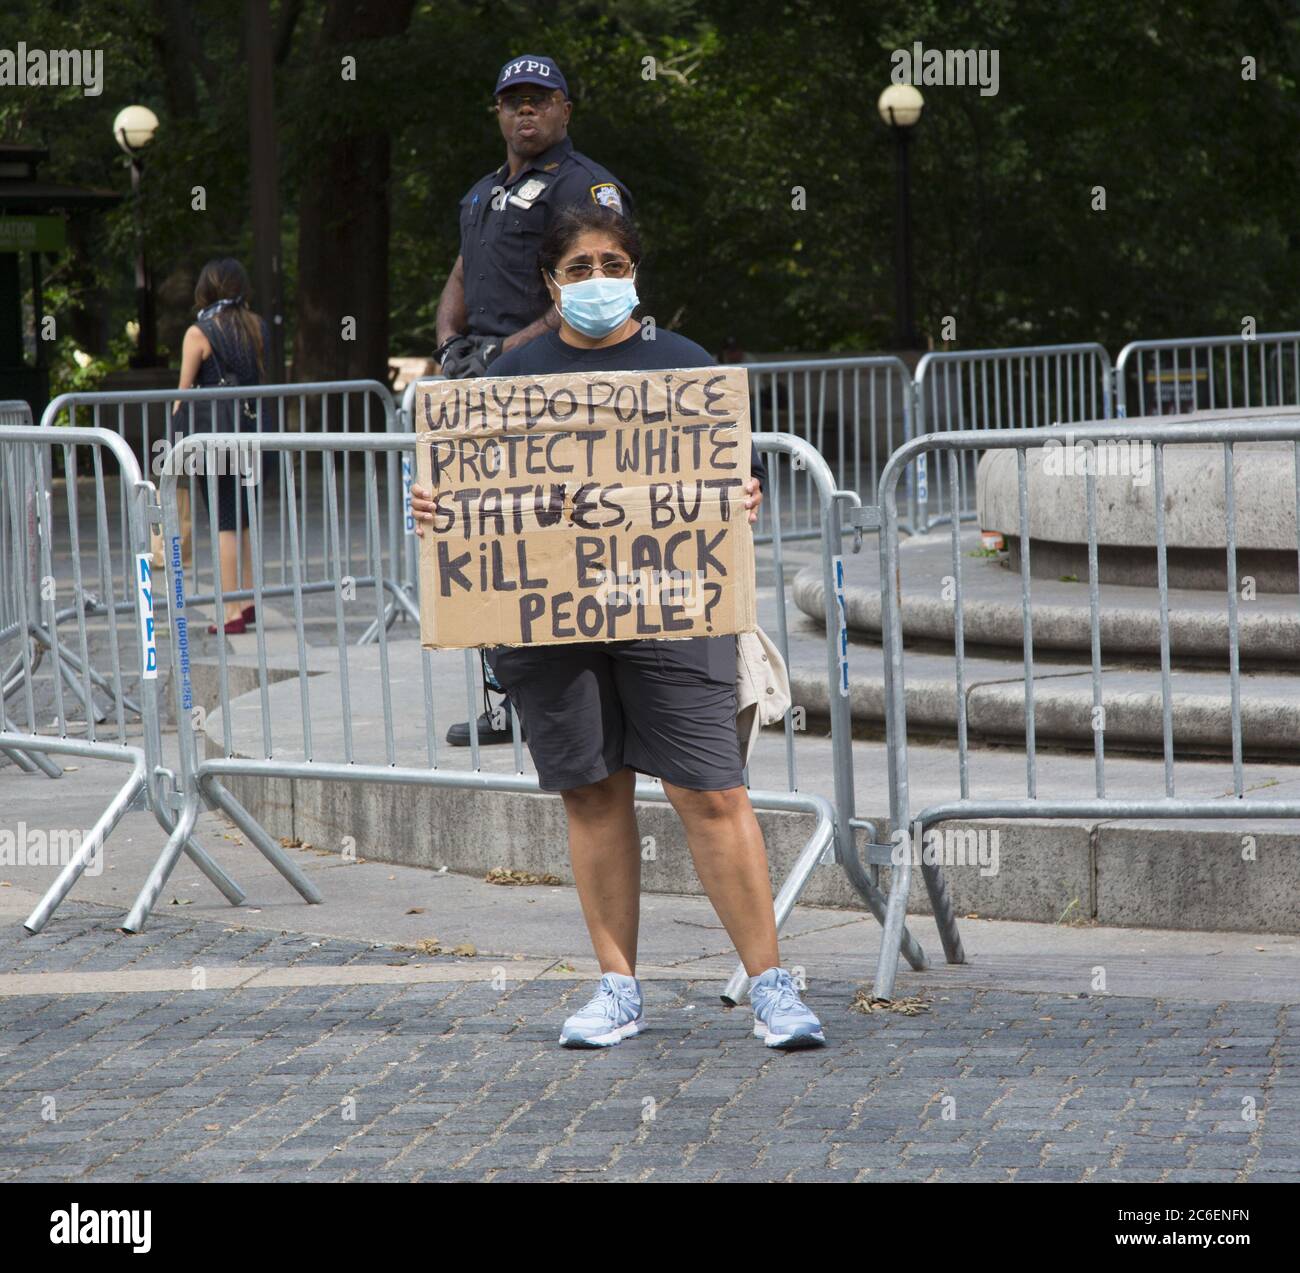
434,54,632,378
436,53,632,744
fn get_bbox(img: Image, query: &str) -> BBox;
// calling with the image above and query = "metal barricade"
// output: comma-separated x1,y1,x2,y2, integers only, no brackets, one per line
389,376,440,627
3,403,136,734
129,428,929,1002
0,402,40,758
0,422,244,931
1115,332,1300,418
911,343,1113,531
41,382,417,647
868,412,1300,998
740,356,913,544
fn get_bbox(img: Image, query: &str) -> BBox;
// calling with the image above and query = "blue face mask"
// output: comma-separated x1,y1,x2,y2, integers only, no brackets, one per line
554,275,639,338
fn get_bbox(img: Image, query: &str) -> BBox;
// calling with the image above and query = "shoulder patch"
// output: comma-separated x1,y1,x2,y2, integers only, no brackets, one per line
590,182,623,213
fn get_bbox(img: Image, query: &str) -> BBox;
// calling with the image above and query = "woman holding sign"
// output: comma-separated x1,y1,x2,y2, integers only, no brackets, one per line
411,204,824,1050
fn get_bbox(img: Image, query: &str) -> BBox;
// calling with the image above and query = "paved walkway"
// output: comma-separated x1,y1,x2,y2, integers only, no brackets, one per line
1,781,1297,1182
4,487,1298,1183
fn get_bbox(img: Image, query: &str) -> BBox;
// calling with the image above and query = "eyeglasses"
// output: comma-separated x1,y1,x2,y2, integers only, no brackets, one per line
496,92,558,113
551,256,635,283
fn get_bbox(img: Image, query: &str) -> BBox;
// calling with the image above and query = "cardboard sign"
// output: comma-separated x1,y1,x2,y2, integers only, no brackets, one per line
415,367,756,649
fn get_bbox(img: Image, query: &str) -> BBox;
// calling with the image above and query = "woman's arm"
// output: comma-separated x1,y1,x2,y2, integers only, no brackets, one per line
742,443,767,524
172,325,210,414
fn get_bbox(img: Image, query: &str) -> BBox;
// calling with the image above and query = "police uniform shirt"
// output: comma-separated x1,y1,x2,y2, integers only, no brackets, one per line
459,135,633,339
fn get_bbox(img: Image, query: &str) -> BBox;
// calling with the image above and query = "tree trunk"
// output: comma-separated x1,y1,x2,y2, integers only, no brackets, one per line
293,0,414,391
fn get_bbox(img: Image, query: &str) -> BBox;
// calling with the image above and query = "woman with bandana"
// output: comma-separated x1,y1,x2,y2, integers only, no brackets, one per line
174,258,272,634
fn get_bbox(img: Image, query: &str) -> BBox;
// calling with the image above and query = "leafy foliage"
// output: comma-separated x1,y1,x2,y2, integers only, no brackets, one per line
3,0,1298,369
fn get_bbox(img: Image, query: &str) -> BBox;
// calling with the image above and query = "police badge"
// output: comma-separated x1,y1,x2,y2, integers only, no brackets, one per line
590,182,623,213
507,177,548,209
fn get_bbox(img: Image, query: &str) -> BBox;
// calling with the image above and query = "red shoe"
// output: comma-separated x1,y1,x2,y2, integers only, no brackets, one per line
208,616,248,635
241,605,256,625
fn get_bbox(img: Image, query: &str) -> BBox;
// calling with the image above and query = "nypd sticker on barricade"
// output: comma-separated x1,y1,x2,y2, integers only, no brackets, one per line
135,553,158,680
832,554,849,697
402,454,415,534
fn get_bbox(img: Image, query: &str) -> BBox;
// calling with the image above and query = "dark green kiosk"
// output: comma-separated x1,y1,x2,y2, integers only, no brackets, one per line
0,144,118,419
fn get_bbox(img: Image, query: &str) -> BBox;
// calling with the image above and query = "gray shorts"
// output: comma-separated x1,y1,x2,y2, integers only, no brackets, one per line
485,637,742,793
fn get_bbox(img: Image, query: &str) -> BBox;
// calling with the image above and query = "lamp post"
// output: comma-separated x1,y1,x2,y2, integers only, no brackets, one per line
113,105,161,368
878,84,923,349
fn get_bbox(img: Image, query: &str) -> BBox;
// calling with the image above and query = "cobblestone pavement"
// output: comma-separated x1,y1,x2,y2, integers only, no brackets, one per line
1,902,1296,1183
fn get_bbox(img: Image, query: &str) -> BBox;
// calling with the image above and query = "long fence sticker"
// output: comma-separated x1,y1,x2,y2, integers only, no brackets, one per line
135,553,158,680
170,534,192,712
832,553,849,696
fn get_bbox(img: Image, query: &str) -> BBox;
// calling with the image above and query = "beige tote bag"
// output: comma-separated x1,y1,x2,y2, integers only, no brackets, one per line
735,627,792,767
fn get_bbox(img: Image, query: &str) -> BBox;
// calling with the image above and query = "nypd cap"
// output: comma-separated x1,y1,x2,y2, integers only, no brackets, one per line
495,54,569,98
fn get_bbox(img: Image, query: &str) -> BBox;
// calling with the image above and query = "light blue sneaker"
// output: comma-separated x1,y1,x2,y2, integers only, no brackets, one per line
749,967,826,1049
559,972,645,1048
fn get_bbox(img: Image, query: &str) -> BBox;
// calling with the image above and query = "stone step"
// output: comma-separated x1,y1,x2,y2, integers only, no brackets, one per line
789,654,1300,757
795,528,1300,664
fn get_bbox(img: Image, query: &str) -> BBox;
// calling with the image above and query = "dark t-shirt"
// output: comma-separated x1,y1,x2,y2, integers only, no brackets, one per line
487,327,767,491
